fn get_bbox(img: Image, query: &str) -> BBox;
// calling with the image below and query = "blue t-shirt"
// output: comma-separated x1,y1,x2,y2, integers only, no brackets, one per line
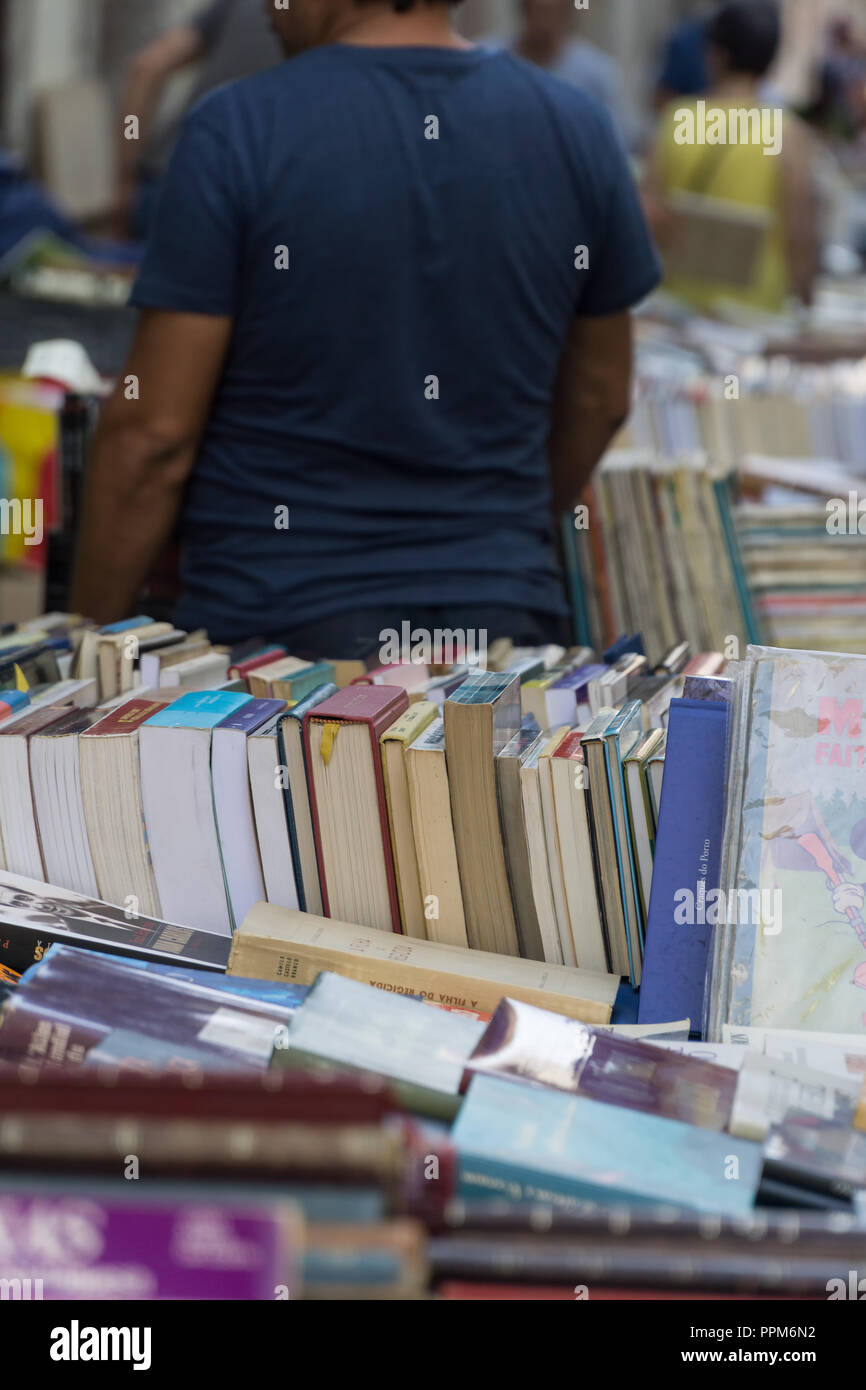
131,44,660,641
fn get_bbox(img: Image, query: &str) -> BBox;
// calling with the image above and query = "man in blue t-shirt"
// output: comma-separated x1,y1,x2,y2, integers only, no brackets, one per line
71,0,660,657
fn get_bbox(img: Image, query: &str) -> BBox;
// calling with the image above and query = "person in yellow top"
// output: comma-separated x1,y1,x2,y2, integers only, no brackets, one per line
643,0,819,316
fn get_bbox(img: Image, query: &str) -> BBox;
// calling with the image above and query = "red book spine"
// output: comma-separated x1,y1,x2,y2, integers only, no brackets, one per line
227,648,288,681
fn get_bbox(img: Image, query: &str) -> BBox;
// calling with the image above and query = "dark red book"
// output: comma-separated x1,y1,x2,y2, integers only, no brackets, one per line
303,684,409,932
227,646,287,682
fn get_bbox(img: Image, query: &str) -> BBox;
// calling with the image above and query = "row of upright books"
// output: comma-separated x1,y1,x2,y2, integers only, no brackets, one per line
0,610,731,992
567,451,758,666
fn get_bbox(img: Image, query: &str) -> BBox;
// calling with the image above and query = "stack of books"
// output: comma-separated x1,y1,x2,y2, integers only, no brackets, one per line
1,929,865,1299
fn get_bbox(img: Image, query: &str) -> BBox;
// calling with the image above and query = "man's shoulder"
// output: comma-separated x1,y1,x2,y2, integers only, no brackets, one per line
185,49,331,125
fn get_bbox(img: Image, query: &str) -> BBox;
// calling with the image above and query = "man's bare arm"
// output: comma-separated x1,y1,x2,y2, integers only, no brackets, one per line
779,118,819,309
113,25,205,235
70,311,233,624
548,311,633,518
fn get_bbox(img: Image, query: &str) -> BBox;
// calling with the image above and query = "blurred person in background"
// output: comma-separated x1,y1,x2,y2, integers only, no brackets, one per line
112,0,280,238
483,0,638,149
807,17,866,140
71,0,660,653
643,0,819,316
654,4,712,110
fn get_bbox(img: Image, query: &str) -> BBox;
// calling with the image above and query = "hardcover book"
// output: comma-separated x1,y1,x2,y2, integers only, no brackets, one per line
304,685,409,933
639,698,729,1029
453,1074,763,1215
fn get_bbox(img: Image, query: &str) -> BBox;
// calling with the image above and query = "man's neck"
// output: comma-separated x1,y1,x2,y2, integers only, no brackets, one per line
325,5,472,49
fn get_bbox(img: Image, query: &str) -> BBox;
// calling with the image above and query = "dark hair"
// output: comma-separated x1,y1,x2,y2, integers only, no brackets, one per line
708,1,781,78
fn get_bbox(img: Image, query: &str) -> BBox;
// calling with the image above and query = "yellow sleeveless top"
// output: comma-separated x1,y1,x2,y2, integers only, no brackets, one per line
655,98,789,315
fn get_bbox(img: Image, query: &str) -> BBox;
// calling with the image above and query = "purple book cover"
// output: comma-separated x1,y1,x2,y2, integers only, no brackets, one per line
467,997,738,1131
551,663,603,692
216,698,286,734
0,1192,300,1299
0,945,294,1069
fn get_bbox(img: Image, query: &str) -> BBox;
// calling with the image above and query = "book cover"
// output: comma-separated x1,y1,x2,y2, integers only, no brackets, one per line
0,1188,301,1299
216,697,285,736
0,944,295,1069
229,903,619,1024
0,871,230,974
278,971,484,1096
639,698,729,1029
142,690,251,730
453,1074,763,1215
467,998,737,1130
722,649,866,1034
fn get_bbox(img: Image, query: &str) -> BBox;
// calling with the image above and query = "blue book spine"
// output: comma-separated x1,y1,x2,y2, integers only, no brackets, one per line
101,616,153,634
604,633,645,663
638,698,729,1031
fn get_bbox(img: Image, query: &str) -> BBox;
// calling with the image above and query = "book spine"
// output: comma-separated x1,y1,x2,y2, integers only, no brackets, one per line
0,1114,404,1180
0,995,106,1064
456,1152,618,1213
427,1236,847,1296
277,720,308,913
227,938,612,1025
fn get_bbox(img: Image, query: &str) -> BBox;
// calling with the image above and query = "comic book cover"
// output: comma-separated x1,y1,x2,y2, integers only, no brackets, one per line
727,649,866,1033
